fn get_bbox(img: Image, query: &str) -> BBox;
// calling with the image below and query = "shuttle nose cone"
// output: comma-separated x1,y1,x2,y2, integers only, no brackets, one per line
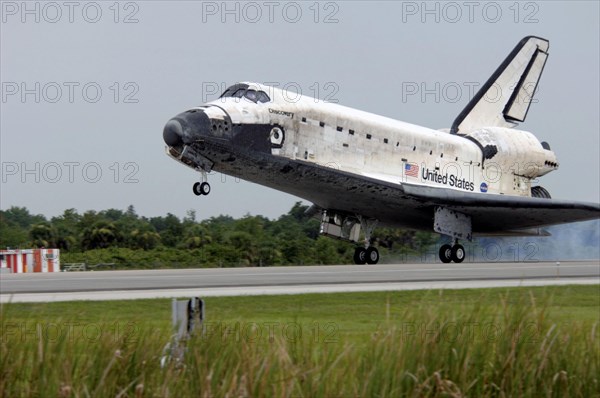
163,119,183,147
163,110,212,147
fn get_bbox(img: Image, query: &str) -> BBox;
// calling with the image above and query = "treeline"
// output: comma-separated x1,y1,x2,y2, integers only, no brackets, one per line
0,204,437,268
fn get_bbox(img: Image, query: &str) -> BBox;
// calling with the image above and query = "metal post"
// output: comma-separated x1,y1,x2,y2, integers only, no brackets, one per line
161,297,205,368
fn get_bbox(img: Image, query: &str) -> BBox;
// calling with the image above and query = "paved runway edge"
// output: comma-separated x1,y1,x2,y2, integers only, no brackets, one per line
2,277,598,303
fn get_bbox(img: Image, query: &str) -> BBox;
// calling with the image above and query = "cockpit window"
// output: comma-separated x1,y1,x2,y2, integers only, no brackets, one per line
219,84,270,103
220,83,249,98
232,89,245,98
256,91,270,103
245,89,258,102
243,89,270,103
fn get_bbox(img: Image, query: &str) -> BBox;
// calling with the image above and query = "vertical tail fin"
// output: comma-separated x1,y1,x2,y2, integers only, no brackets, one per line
451,36,549,135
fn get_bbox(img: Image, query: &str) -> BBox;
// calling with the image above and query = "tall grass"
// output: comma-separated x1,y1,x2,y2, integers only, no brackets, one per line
1,289,598,397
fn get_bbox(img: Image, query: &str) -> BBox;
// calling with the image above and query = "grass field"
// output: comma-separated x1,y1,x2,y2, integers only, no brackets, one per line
1,285,599,397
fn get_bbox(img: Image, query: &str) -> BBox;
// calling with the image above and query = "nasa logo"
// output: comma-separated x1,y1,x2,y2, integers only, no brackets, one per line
480,182,488,193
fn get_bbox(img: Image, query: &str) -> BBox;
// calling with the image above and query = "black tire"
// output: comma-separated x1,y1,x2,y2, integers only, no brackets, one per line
353,247,367,265
531,186,551,199
192,182,203,196
200,182,211,195
439,244,452,263
451,244,465,263
366,247,379,265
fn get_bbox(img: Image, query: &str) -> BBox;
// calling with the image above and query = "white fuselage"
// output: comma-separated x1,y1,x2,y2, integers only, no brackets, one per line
203,83,558,197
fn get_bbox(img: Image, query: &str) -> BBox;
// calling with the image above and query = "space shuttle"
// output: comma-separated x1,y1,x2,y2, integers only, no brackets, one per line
163,36,599,264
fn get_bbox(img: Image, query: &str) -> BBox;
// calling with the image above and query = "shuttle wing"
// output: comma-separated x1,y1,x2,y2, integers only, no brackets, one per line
400,183,600,233
450,36,549,135
288,162,599,235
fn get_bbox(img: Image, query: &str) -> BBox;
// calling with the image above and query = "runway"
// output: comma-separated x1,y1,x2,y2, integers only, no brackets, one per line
1,261,598,303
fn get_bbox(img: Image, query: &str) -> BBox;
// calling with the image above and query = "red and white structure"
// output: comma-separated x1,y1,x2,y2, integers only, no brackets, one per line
0,249,60,273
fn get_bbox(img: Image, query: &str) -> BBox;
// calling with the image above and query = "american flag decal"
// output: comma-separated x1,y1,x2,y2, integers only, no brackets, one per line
404,163,419,178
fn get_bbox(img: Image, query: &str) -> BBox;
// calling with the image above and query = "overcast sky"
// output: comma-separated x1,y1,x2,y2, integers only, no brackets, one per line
1,1,599,221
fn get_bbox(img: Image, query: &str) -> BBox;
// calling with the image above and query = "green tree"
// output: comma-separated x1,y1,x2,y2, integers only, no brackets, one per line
51,208,81,251
183,224,212,249
79,211,101,232
81,221,122,250
129,229,161,250
0,212,29,248
29,222,57,248
227,231,257,265
314,236,340,264
184,209,197,224
151,213,184,247
1,206,46,228
101,208,125,222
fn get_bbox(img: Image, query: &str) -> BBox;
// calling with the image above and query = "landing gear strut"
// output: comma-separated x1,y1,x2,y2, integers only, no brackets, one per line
439,241,465,263
434,207,470,263
192,171,211,196
318,211,380,265
353,217,379,265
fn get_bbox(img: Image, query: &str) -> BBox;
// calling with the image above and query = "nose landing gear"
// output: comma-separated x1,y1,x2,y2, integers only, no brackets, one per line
192,171,211,196
193,181,211,196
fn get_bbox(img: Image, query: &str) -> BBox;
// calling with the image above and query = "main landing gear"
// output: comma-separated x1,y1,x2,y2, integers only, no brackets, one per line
353,246,379,265
434,207,470,263
318,211,380,265
438,241,465,263
353,217,379,265
192,171,211,196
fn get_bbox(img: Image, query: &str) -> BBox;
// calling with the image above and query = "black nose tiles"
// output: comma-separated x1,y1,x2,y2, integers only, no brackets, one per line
164,110,212,146
163,119,183,147
180,110,211,144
